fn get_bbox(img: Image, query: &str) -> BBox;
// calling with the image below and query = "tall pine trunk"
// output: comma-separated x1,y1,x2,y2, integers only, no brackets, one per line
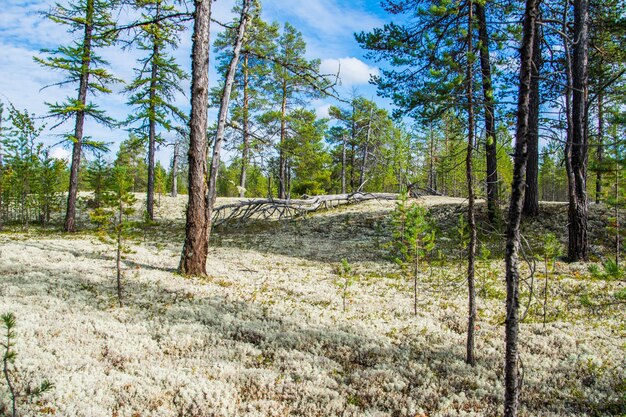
278,82,288,199
239,53,250,198
147,34,159,221
476,2,499,222
523,16,541,216
64,0,94,233
179,0,212,276
567,0,590,261
465,0,477,367
207,0,251,239
504,0,540,414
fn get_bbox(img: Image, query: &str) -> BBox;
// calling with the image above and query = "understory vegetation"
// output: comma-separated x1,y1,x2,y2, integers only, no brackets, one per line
0,195,624,416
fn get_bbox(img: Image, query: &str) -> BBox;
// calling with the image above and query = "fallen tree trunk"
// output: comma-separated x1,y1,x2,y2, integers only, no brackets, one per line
212,192,399,226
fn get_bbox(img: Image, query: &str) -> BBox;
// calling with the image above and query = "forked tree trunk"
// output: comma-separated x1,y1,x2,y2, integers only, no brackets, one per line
504,0,540,415
523,16,541,216
476,2,499,222
206,0,251,239
64,0,94,233
465,0,477,367
179,0,212,276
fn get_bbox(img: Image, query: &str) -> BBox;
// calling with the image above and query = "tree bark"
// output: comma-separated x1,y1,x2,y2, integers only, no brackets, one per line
504,1,540,415
523,15,541,216
64,0,94,233
595,94,603,203
239,53,250,198
147,27,160,221
179,0,212,276
170,140,179,197
476,2,499,222
567,0,590,261
206,0,251,240
465,0,477,368
278,81,288,199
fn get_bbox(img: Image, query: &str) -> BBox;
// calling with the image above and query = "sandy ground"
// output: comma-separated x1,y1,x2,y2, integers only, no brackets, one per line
0,194,624,417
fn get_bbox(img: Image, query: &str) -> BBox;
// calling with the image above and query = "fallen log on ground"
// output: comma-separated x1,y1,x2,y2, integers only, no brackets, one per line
212,192,399,226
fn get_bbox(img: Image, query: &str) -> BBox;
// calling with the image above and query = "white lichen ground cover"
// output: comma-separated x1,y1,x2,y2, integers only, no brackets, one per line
0,195,624,417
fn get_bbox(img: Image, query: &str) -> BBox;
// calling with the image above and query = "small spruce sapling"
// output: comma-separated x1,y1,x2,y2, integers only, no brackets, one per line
541,233,562,327
89,166,137,307
390,194,435,315
1,313,53,417
333,258,355,313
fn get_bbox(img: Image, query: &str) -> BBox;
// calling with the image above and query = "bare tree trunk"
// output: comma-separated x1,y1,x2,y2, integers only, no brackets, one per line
504,1,540,415
206,0,251,240
359,107,373,187
170,140,179,197
64,0,94,233
147,36,159,221
523,16,541,216
278,82,288,199
567,0,590,261
341,134,346,194
239,53,250,198
117,197,123,307
476,2,499,222
595,94,603,203
179,0,212,276
465,0,477,368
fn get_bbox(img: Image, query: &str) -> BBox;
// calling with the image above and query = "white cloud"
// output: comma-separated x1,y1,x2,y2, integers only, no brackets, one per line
320,57,379,87
314,103,331,119
49,146,71,161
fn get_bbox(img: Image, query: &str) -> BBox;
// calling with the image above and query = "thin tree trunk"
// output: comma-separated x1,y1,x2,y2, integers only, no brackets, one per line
359,107,373,187
567,0,590,261
117,197,123,307
465,0,477,367
239,53,250,198
523,15,541,216
147,32,159,221
595,94,603,203
64,0,94,233
278,81,288,199
476,2,499,222
179,0,212,276
170,140,179,197
504,1,540,415
207,0,251,240
341,134,346,194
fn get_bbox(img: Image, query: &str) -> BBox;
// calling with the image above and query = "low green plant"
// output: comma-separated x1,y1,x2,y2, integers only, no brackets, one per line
1,313,53,417
389,193,436,315
333,259,356,313
89,166,138,307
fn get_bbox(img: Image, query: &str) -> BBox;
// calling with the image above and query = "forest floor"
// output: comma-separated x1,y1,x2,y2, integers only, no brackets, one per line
0,194,624,417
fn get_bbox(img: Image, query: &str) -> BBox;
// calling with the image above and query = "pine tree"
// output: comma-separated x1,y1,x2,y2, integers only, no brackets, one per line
123,0,188,221
35,0,120,232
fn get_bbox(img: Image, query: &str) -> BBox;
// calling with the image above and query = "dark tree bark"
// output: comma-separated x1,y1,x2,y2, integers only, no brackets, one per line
523,16,541,216
179,0,212,276
476,2,499,222
239,53,250,198
504,0,540,415
64,0,94,233
567,0,590,261
465,0,477,367
206,0,251,239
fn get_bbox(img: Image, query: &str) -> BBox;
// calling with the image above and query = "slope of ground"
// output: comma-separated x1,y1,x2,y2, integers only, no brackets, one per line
0,195,624,417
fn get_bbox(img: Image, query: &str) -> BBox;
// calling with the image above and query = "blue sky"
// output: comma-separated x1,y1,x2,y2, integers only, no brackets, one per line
0,0,392,165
